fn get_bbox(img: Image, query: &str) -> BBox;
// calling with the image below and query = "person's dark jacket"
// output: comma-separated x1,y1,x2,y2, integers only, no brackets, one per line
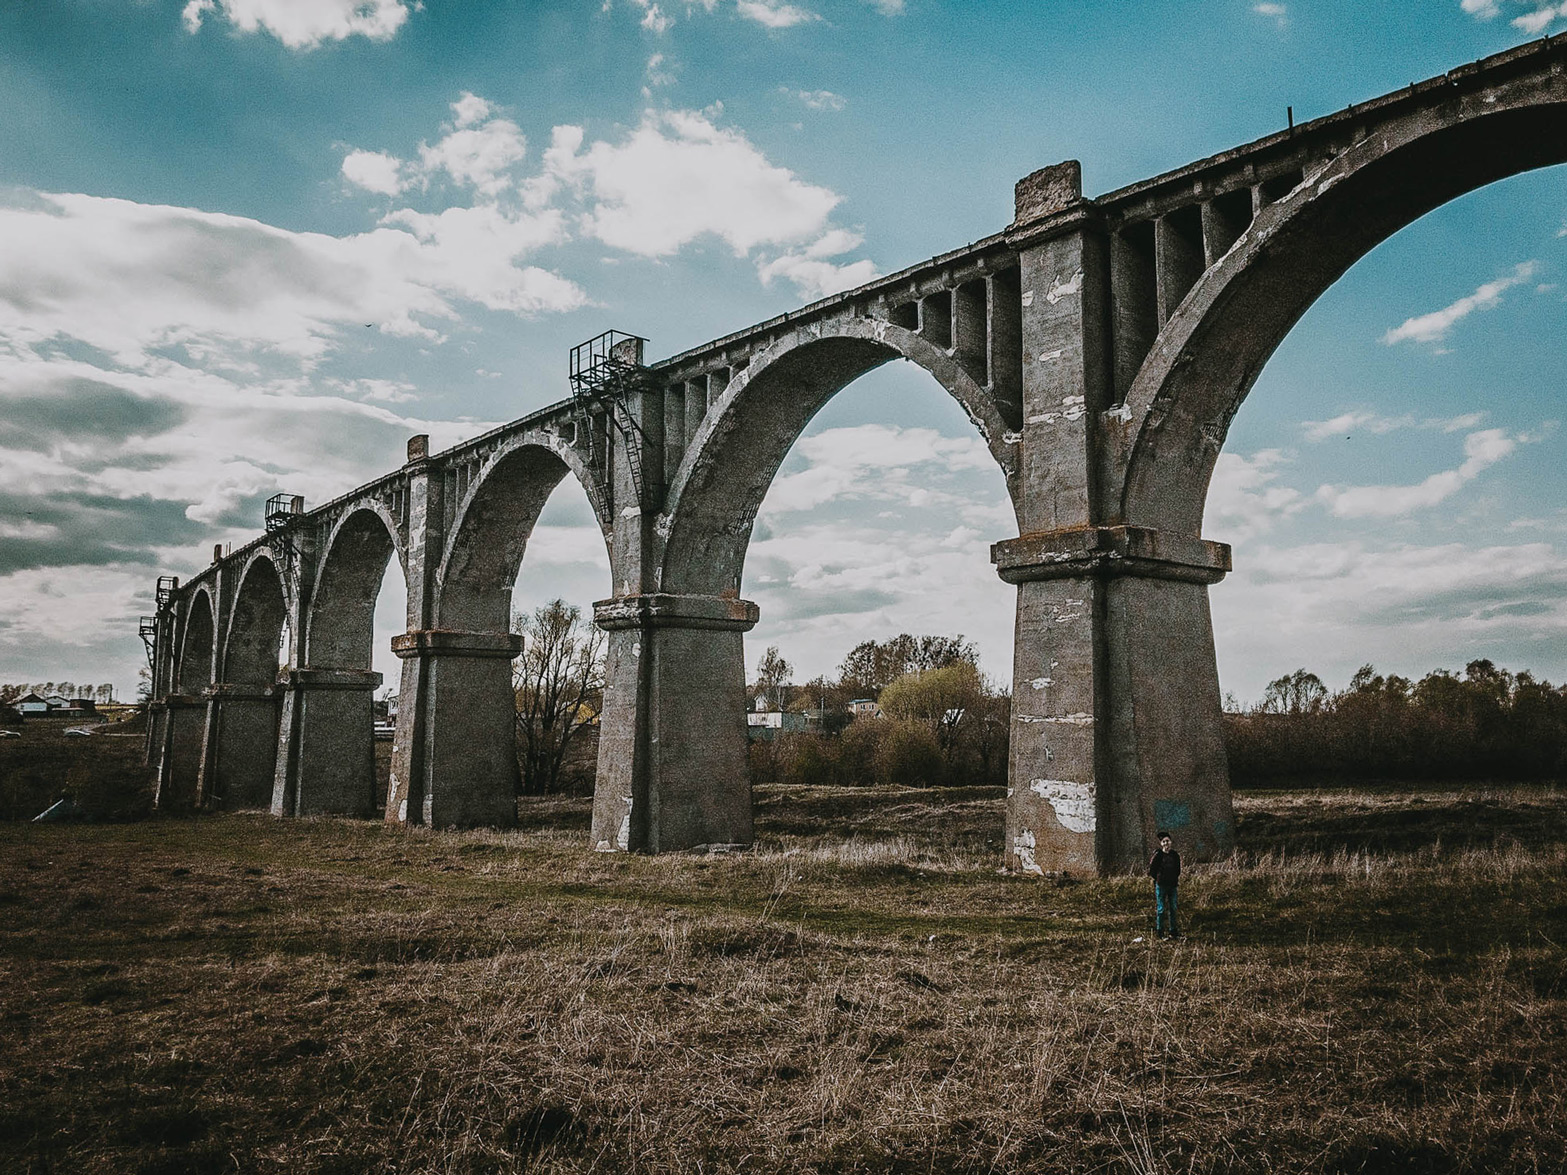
1148,849,1181,888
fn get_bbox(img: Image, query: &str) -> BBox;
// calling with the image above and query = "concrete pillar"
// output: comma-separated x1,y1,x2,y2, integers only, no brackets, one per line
1002,163,1235,874
200,685,279,809
271,669,382,817
387,631,521,828
152,694,207,811
589,593,759,853
993,528,1235,874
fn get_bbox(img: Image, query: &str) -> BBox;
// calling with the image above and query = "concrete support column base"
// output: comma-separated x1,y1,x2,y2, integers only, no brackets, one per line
590,594,760,854
387,630,522,829
200,684,281,810
152,695,208,812
994,526,1236,875
271,668,382,818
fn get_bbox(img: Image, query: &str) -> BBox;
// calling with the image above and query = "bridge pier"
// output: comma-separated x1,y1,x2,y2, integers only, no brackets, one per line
199,684,280,809
995,528,1234,874
152,694,208,811
998,163,1235,874
271,668,382,817
386,632,521,828
590,594,759,853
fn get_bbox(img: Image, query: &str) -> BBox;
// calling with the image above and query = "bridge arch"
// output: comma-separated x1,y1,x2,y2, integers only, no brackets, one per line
1122,94,1567,535
176,585,216,694
661,318,1022,595
437,431,610,631
224,552,288,687
307,504,405,669
207,552,288,808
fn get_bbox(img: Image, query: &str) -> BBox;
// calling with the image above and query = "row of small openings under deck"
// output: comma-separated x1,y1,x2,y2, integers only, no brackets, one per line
1109,169,1301,400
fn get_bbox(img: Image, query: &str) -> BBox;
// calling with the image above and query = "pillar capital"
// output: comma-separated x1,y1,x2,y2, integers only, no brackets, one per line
390,631,522,659
154,693,208,710
992,525,1230,585
203,682,278,701
593,593,760,632
281,667,384,689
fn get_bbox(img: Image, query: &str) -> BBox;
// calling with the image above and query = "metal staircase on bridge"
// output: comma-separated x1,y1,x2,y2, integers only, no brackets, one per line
568,330,657,509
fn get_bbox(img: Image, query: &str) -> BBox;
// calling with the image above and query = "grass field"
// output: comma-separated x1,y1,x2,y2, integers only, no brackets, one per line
1,771,1564,1173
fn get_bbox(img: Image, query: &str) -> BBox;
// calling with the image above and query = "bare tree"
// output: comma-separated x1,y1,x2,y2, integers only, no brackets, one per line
513,600,606,795
753,645,793,710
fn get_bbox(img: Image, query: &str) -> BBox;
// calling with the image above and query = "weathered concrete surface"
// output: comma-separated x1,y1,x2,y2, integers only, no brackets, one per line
388,631,520,827
152,695,207,811
202,686,279,809
272,669,382,817
590,594,759,852
145,39,1567,872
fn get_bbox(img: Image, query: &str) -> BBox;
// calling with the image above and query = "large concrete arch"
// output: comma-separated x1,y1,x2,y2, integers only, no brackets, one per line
385,433,610,830
661,320,1022,595
307,505,404,668
157,585,217,811
223,552,288,686
273,506,404,819
1121,98,1567,534
176,586,216,694
588,320,1022,855
205,553,288,809
438,431,610,631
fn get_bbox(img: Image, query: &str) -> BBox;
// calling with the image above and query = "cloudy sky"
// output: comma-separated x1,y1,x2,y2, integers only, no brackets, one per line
1,0,1564,703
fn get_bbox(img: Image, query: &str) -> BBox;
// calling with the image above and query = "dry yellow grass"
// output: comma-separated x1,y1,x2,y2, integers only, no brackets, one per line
1,782,1564,1173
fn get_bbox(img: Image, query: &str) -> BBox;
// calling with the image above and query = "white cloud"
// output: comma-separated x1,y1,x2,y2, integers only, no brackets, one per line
783,88,846,111
762,424,992,513
1253,3,1288,24
341,98,875,301
736,0,819,28
341,149,407,196
547,107,841,256
627,0,673,33
181,0,411,49
1315,427,1523,518
1461,0,1502,16
1512,3,1567,32
0,190,583,370
865,0,905,13
1205,449,1305,541
757,242,879,298
1215,535,1567,701
1382,261,1539,346
409,95,530,196
1300,409,1487,441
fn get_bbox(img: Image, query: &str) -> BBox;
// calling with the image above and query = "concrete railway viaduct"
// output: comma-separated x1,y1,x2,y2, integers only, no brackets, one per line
145,40,1567,874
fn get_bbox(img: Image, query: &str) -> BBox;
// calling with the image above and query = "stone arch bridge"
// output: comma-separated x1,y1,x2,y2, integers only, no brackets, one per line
145,40,1567,873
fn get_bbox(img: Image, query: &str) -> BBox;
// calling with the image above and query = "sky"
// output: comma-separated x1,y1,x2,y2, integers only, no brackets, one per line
1,0,1565,705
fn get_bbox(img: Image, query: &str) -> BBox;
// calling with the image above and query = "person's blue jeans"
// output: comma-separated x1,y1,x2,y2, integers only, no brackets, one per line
1154,883,1179,936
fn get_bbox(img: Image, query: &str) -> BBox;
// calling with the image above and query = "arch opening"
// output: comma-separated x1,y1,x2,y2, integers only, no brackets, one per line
177,589,215,695
1124,103,1567,537
225,556,287,687
288,506,407,817
436,439,613,822
1193,161,1567,730
439,440,607,633
663,326,1021,599
679,354,1019,857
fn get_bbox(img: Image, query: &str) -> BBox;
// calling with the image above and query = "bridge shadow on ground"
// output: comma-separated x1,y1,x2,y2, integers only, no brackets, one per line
1232,782,1567,857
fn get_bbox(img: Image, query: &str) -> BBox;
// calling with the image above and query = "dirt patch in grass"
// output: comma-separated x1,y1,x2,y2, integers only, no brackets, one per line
0,783,1563,1173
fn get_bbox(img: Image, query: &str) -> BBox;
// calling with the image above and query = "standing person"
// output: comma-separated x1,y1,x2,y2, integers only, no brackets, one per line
1148,832,1181,939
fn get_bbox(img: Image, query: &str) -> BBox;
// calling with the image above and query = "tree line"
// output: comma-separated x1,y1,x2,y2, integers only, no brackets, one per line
1225,659,1567,782
747,634,1010,788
